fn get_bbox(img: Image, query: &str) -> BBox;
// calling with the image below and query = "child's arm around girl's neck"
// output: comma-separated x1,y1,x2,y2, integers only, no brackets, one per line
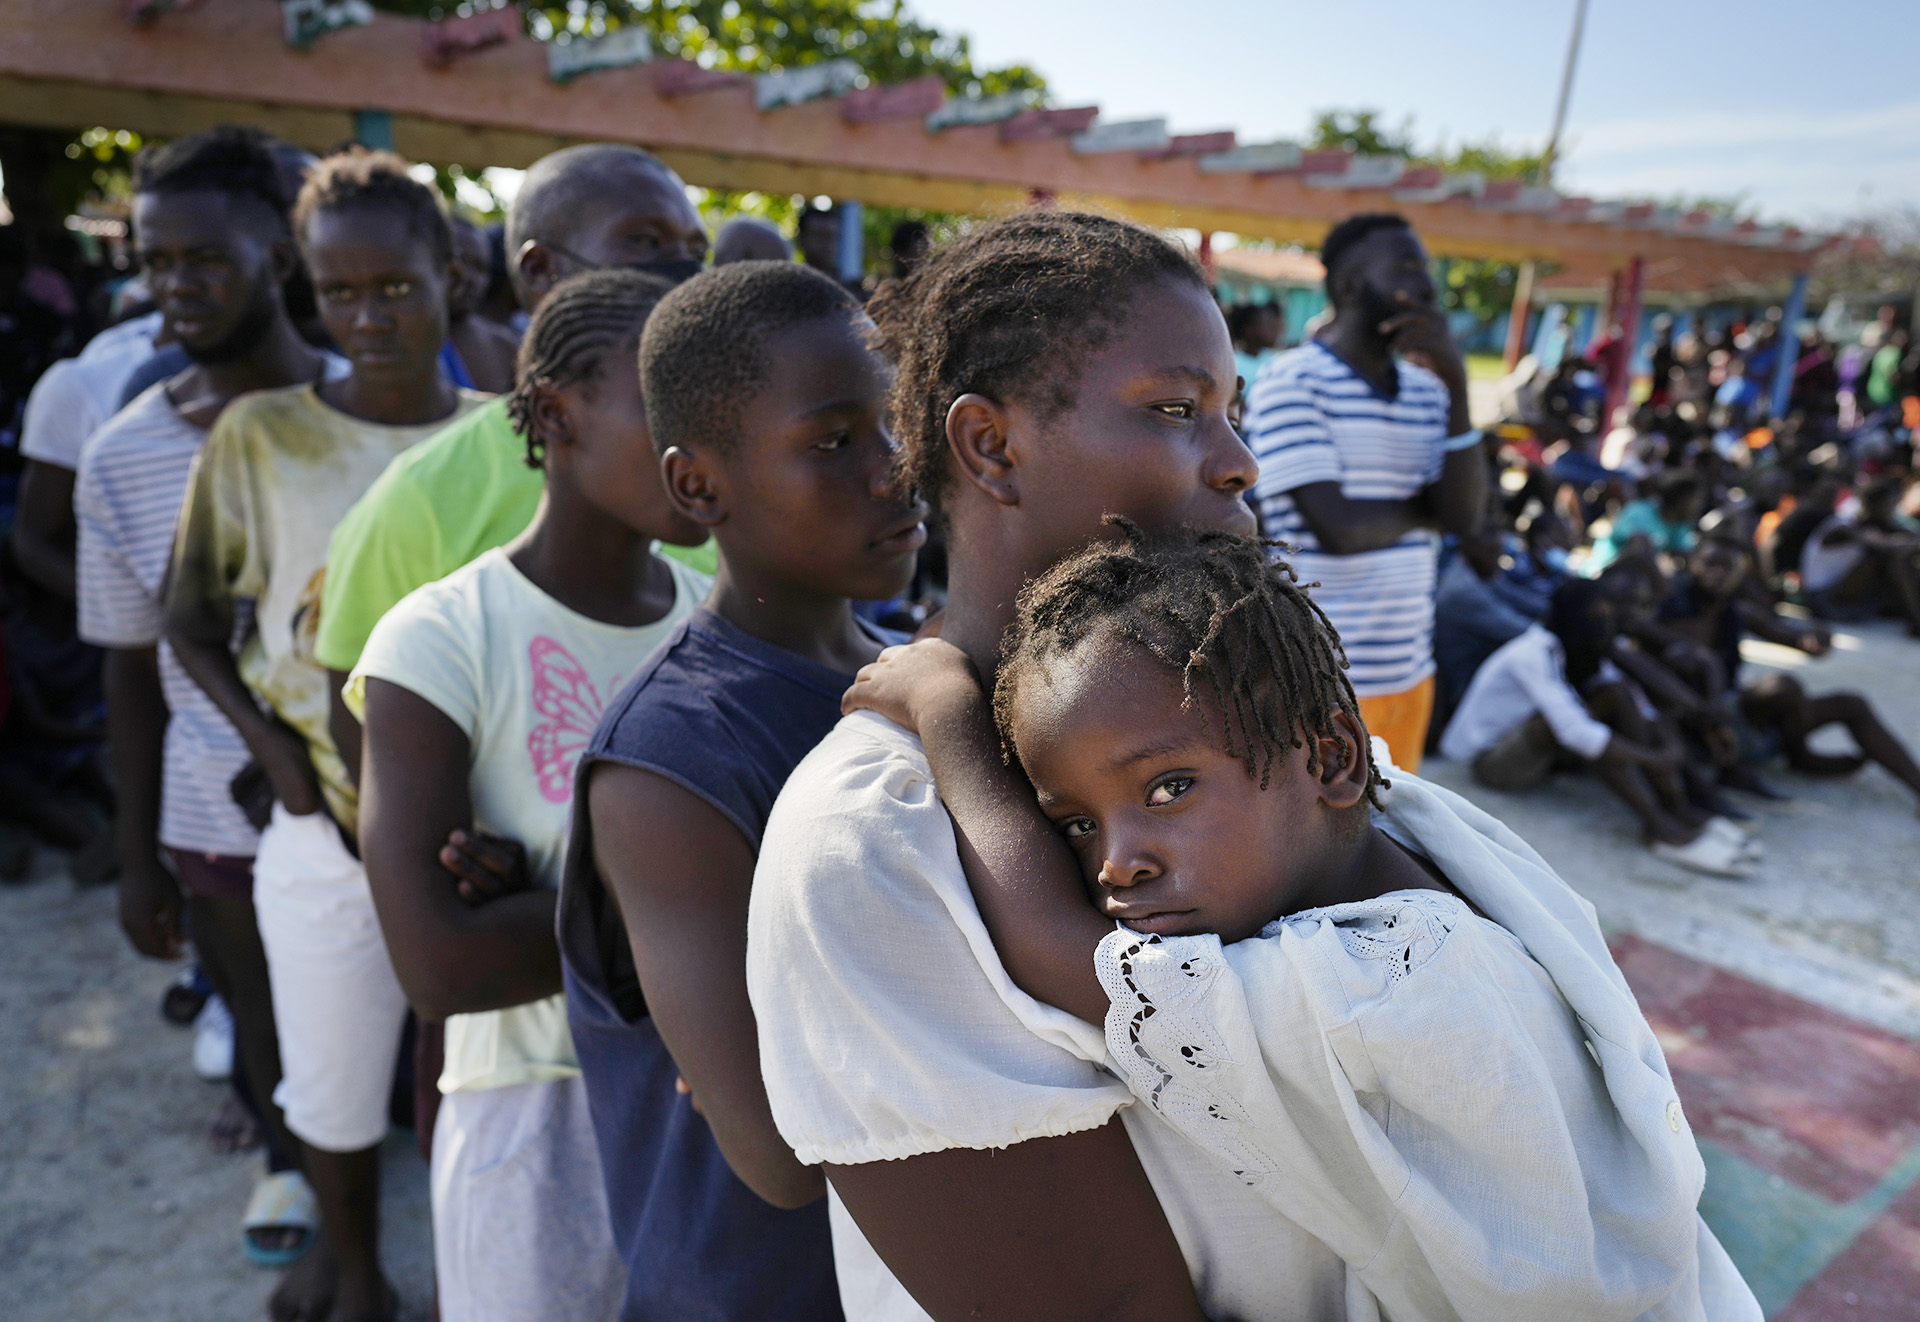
844,641,1115,1024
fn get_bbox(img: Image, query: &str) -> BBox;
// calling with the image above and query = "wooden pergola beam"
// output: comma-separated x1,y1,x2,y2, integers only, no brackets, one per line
0,0,1817,293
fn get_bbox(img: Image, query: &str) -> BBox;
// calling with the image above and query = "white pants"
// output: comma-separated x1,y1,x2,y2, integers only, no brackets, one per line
253,802,409,1153
430,1075,626,1322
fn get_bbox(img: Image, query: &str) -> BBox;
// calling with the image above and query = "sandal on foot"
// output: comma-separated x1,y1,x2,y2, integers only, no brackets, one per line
1651,833,1755,879
243,1170,318,1268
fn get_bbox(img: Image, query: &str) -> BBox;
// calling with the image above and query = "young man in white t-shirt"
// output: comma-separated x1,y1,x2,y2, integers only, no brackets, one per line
749,213,1346,1321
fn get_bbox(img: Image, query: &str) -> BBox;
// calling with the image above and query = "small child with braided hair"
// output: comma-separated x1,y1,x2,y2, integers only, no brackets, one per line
843,522,1759,1322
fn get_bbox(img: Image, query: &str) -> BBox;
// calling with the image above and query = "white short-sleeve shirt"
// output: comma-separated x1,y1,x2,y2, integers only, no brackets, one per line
748,711,1348,1321
1438,624,1614,765
349,547,708,1094
20,313,162,470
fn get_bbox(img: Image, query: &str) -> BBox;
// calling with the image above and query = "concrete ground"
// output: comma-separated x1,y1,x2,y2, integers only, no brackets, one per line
1422,616,1920,1313
0,859,434,1322
1423,618,1920,1040
4,618,1915,1319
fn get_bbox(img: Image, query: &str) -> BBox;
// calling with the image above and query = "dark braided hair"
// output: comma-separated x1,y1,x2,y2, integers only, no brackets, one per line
506,268,674,468
994,521,1386,807
292,147,452,265
866,211,1207,515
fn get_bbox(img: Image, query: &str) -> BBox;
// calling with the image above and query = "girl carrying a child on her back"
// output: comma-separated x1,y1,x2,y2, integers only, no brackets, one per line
844,523,1760,1321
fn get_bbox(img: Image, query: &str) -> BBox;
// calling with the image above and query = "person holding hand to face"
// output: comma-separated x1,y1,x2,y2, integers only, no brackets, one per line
1243,213,1488,772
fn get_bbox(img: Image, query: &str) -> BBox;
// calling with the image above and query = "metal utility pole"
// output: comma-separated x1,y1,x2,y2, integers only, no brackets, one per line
1503,0,1590,368
1539,0,1588,185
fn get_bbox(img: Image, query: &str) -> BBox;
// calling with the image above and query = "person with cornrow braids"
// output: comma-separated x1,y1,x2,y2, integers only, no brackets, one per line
350,269,708,1321
314,143,714,1178
843,523,1759,1320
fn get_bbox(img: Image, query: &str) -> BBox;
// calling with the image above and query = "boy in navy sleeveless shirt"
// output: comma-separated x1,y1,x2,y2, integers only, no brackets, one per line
556,261,926,1319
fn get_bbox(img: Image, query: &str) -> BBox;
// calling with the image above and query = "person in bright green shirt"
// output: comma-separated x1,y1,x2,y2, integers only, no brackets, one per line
318,143,714,720
1864,329,1908,411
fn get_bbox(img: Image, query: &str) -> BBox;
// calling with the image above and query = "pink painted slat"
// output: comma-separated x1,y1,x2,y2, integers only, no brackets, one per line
651,57,749,97
840,75,945,124
999,105,1099,143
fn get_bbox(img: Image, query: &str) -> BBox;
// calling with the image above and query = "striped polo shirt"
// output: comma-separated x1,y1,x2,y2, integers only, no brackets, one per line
75,384,269,857
1246,339,1450,697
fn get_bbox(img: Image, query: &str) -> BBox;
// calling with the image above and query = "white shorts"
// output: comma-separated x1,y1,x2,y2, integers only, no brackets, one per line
253,802,409,1153
430,1075,625,1322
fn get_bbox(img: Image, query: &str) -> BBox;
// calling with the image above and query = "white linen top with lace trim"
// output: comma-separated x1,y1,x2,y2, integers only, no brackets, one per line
1092,742,1761,1322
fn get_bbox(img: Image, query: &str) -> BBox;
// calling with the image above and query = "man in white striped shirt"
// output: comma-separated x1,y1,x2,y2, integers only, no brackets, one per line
75,127,339,1305
1246,213,1487,769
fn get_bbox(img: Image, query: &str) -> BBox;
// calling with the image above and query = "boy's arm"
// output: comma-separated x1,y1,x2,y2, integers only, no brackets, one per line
1735,598,1831,654
164,437,324,815
357,677,560,1020
11,460,77,598
327,670,362,789
1424,439,1489,540
1607,642,1710,718
103,645,183,959
587,762,823,1210
844,640,1113,1025
166,567,323,816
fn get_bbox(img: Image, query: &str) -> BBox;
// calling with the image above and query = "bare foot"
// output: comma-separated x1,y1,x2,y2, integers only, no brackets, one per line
324,1274,396,1322
270,1232,336,1322
209,1093,262,1154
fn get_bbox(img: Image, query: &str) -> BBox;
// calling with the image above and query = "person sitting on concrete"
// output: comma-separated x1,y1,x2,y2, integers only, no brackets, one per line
1441,578,1758,877
1656,534,1920,815
1433,522,1535,731
1587,467,1707,574
1799,475,1920,636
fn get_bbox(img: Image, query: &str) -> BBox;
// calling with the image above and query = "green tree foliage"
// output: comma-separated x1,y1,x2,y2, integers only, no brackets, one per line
373,1,1042,97
1307,109,1416,159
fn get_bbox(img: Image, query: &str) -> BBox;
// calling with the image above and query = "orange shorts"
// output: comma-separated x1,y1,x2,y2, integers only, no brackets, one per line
1356,675,1435,775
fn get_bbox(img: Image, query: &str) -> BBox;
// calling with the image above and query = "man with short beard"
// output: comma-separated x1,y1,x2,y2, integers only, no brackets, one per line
1244,212,1487,771
75,125,342,1315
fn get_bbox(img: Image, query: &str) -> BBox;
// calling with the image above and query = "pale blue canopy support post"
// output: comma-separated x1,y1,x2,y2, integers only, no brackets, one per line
352,109,394,150
1769,271,1809,421
836,199,864,285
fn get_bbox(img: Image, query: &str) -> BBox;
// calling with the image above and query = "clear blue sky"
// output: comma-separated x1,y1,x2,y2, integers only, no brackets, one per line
931,0,1920,226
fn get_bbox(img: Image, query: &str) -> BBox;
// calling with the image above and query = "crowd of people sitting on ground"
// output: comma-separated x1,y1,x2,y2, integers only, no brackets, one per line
9,119,1917,1322
1425,304,1920,882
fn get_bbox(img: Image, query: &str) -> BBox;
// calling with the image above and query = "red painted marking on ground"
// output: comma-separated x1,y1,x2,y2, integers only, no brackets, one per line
1775,1174,1920,1320
1611,934,1920,1202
